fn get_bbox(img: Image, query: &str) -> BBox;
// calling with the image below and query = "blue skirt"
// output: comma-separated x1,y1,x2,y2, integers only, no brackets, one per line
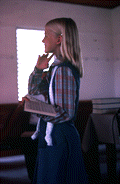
32,121,88,184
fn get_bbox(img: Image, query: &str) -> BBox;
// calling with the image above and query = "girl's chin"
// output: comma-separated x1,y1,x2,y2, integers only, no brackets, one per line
45,50,52,54
45,49,49,53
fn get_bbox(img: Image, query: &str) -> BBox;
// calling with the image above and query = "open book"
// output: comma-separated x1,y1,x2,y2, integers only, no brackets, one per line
24,94,56,117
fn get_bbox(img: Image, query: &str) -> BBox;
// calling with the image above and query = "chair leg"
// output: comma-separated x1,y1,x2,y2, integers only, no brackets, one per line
83,143,101,184
106,143,117,183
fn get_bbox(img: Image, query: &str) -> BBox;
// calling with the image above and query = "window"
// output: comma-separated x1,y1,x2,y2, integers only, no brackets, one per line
16,28,54,101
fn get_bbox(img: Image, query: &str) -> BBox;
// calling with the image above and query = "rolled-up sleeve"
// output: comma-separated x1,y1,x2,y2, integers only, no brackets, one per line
28,67,49,97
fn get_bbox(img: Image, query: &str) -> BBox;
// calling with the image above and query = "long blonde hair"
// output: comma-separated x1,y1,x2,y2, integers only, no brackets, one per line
46,18,83,77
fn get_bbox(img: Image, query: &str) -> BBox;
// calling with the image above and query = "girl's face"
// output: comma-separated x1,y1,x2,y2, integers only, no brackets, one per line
42,26,61,55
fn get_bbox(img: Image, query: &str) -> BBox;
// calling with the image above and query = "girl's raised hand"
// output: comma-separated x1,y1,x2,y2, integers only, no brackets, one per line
36,53,54,70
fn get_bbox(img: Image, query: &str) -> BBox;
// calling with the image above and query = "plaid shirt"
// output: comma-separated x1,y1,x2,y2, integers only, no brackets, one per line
28,58,78,124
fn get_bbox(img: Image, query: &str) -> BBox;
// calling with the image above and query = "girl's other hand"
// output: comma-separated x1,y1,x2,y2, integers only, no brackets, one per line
20,96,30,106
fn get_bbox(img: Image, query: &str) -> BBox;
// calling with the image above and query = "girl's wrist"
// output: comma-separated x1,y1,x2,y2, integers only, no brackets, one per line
35,66,43,73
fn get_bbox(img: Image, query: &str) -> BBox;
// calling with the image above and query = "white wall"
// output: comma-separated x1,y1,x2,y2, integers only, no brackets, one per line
0,0,119,103
111,7,120,97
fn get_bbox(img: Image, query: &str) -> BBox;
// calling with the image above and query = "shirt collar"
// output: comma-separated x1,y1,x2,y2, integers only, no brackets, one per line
51,55,63,67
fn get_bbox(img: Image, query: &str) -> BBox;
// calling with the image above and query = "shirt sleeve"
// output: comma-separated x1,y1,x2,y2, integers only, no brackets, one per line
43,66,77,124
28,67,49,96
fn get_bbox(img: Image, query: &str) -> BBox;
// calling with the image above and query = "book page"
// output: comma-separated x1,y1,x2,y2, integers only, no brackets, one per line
24,99,56,117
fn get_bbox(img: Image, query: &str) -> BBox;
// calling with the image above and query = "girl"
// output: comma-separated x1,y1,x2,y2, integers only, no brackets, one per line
29,18,88,184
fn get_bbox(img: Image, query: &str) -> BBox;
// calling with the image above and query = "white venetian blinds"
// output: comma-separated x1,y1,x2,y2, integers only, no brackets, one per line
16,28,45,101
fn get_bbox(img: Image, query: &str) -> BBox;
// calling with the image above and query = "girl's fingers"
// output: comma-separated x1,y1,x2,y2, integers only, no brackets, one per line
36,53,54,69
47,53,54,61
42,53,48,57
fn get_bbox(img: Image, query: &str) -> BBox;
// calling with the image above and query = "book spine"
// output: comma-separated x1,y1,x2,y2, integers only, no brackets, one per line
92,108,119,114
93,103,120,109
92,98,120,104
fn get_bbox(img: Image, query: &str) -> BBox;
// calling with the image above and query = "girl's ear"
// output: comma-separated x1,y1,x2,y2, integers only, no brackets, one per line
57,35,62,45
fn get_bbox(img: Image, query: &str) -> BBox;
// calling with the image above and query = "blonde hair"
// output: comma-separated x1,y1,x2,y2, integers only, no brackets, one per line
46,18,83,77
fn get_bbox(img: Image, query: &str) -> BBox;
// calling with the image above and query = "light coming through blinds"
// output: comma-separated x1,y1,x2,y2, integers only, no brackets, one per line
16,29,50,101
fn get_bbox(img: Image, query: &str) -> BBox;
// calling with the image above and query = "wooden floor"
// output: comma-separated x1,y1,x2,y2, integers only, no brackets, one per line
0,145,120,184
